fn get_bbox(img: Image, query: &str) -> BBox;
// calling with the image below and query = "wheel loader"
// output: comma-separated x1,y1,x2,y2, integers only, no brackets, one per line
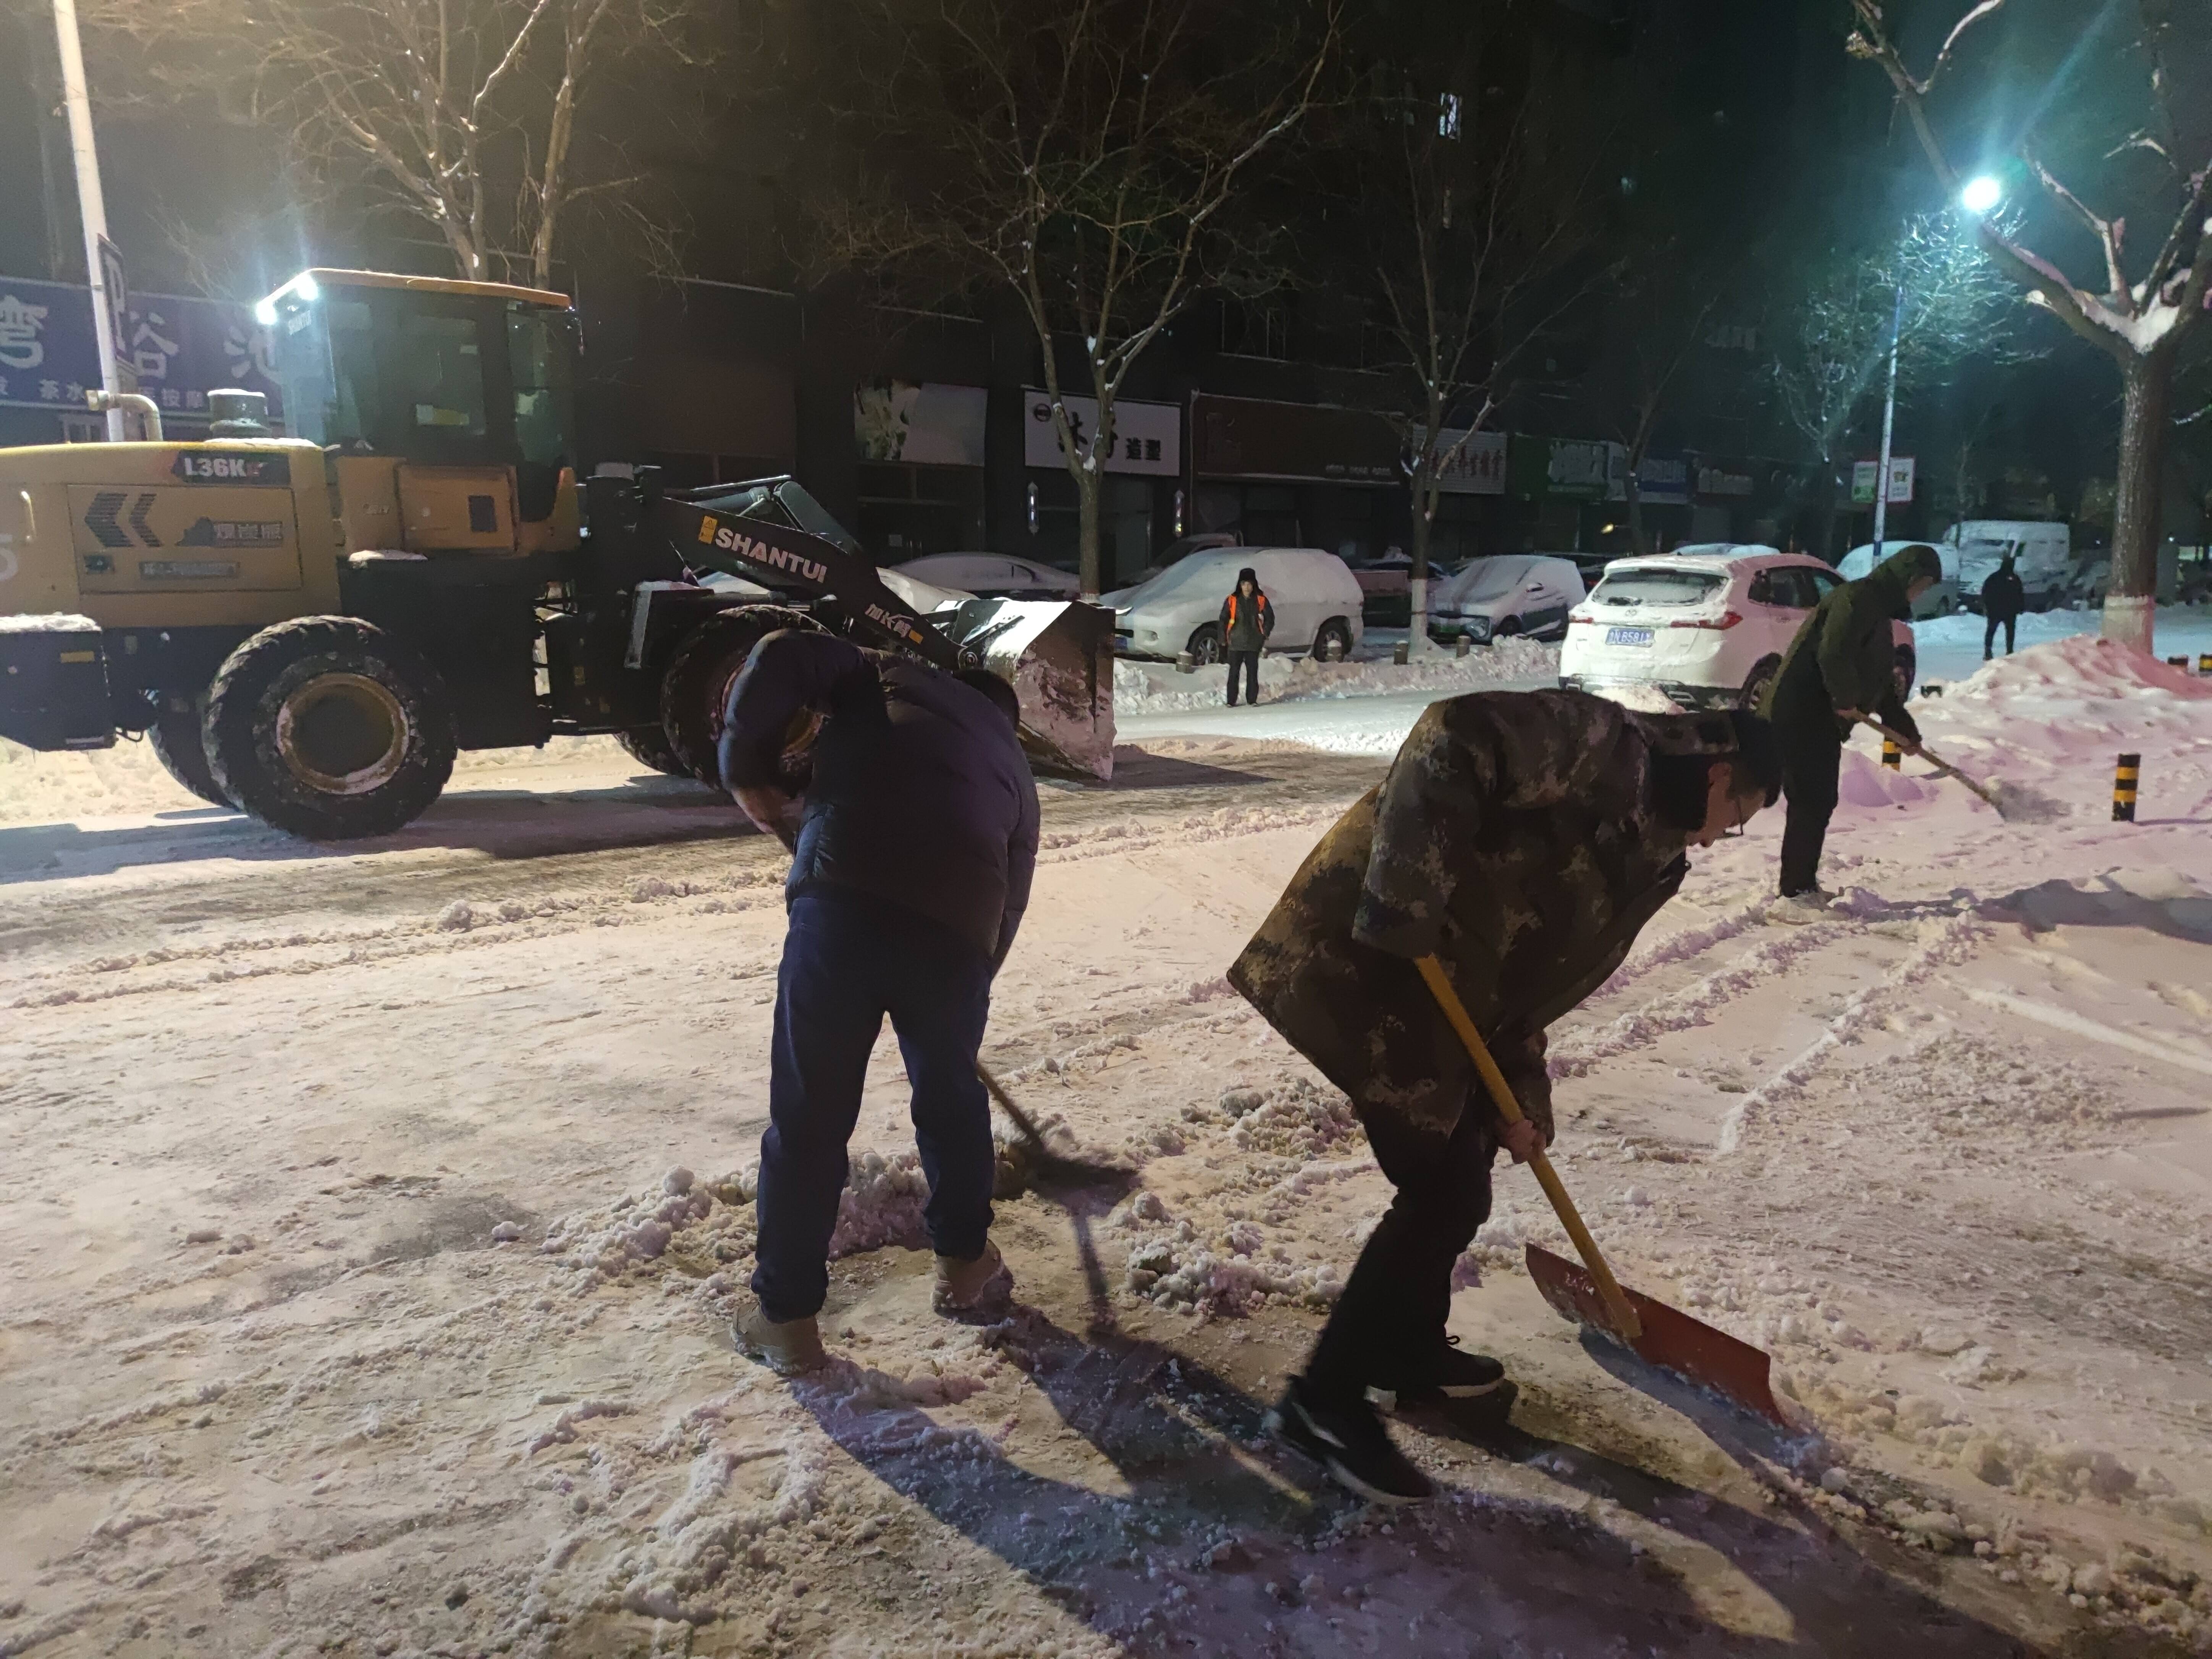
0,268,1113,839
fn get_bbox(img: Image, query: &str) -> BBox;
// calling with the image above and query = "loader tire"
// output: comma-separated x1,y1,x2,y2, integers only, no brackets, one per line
205,617,455,840
660,606,819,786
615,726,692,778
148,695,231,807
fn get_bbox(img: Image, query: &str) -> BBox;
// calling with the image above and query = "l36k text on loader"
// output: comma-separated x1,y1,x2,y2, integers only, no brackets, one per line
0,268,1113,841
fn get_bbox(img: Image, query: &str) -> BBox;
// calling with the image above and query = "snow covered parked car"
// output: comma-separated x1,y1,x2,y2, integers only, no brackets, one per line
889,553,1081,599
1427,554,1586,643
1103,548,1364,663
1559,546,1914,712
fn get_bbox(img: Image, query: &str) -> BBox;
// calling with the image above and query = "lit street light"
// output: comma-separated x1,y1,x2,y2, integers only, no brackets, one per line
1961,175,2004,215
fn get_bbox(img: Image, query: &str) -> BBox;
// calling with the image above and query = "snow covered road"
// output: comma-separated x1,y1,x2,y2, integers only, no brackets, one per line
2,640,2211,1657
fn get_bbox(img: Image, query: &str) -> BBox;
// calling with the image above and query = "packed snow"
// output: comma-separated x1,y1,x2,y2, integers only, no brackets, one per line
1,634,2211,1656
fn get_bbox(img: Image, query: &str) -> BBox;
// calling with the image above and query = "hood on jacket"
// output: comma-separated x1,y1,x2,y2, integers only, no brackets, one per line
1866,543,1942,616
1235,566,1261,593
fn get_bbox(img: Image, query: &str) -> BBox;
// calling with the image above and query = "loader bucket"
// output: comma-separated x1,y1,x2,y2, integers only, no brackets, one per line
936,597,1116,782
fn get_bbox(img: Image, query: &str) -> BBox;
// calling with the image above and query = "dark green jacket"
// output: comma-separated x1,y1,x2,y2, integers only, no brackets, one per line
1219,575,1274,653
1762,545,1934,742
1229,690,1745,1142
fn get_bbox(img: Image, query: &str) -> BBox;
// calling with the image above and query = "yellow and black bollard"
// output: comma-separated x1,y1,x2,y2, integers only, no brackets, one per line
2113,753,2141,822
1881,736,1901,770
2199,652,2212,676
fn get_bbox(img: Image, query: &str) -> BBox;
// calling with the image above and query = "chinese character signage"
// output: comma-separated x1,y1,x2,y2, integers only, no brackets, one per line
0,276,282,420
1850,456,1915,505
1023,390,1179,476
1635,453,1691,506
1508,435,1613,501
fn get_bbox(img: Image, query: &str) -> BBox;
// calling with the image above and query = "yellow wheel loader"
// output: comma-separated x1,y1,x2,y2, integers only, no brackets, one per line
0,268,1113,839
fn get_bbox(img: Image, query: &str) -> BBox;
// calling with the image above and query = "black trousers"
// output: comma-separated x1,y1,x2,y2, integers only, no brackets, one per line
1303,1100,1495,1405
1777,719,1841,897
1983,614,2016,657
1226,650,1260,705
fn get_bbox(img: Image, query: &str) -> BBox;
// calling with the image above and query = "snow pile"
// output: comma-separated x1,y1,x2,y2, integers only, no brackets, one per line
0,611,99,632
1944,633,2212,711
1218,1076,1363,1159
1114,637,1557,715
1115,1192,1347,1315
539,1168,720,1278
1835,749,1937,810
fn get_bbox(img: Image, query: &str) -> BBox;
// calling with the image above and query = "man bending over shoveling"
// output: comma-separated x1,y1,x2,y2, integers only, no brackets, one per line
1229,689,1782,1504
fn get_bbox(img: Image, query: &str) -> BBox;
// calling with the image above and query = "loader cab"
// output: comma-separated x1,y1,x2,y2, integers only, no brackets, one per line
258,268,582,555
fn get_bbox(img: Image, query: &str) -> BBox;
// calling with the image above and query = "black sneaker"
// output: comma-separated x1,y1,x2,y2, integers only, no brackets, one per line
1264,1376,1434,1505
1374,1336,1507,1403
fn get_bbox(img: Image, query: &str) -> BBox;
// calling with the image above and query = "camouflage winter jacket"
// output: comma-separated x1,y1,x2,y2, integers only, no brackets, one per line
1229,690,1743,1142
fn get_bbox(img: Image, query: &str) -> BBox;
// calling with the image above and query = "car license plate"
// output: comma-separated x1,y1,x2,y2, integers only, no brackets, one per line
1606,626,1654,647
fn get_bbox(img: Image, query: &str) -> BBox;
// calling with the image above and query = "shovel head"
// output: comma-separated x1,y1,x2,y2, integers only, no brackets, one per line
936,597,1116,782
1525,1243,1790,1428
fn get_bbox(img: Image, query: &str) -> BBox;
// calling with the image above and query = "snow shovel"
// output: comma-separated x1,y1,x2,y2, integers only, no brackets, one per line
976,1063,1134,1191
1415,957,1788,1428
1860,718,2004,812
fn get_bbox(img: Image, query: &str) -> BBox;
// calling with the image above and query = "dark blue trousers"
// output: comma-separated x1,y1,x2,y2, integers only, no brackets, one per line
751,887,996,1323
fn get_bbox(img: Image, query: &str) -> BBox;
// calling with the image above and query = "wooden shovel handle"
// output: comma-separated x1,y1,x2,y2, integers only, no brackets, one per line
1416,956,1643,1341
1860,718,2003,809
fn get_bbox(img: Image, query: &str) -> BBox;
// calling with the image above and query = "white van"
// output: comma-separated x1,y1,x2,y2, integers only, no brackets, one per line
1102,548,1365,663
1837,541,1961,617
1943,521,2071,613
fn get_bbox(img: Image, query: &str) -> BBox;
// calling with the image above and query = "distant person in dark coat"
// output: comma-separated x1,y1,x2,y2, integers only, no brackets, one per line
1220,566,1274,706
717,631,1040,1375
1982,553,2026,659
1760,543,1939,915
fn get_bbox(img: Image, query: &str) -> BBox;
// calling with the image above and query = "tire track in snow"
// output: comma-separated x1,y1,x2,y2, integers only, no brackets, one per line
1549,922,1852,1080
1716,913,1987,1154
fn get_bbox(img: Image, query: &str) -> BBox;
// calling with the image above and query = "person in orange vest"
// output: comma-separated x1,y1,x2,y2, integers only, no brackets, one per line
1220,567,1275,705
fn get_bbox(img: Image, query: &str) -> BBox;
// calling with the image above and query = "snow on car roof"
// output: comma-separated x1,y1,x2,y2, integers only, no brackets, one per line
1600,545,1794,574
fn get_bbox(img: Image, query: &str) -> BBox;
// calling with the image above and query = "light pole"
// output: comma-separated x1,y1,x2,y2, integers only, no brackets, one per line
1871,176,2003,566
52,0,127,441
1869,280,1904,565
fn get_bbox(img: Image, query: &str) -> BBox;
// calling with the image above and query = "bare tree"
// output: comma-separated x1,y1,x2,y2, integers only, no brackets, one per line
1767,213,2020,559
82,0,701,286
1354,73,1607,642
823,0,1334,596
1597,253,1721,556
1847,0,2212,651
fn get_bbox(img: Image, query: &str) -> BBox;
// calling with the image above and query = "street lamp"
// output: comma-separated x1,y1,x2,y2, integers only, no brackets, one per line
1960,175,2004,215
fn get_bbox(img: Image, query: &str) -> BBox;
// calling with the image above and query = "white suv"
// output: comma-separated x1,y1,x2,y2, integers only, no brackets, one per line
1559,546,1915,712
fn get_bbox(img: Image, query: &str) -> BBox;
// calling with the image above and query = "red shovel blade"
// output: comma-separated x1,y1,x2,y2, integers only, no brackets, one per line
1525,1243,1790,1428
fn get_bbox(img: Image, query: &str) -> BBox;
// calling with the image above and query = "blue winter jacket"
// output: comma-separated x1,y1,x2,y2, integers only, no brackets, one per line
718,631,1040,968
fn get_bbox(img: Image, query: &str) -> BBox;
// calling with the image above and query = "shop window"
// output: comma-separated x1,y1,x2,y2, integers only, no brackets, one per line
1220,297,1290,360
856,461,984,557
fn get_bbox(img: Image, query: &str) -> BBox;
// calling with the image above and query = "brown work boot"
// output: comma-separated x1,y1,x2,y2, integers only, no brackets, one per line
933,1240,1010,1313
734,1303,827,1375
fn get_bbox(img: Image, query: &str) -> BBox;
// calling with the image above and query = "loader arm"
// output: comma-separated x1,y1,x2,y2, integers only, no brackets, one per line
645,489,1116,783
651,494,966,671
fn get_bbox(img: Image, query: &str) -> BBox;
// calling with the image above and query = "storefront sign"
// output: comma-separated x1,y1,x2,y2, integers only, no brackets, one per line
0,276,281,418
1633,453,1691,507
1696,464,1755,498
1850,456,1915,504
1427,428,1507,495
1192,393,1400,483
1509,435,1612,501
854,378,987,466
1023,390,1179,475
